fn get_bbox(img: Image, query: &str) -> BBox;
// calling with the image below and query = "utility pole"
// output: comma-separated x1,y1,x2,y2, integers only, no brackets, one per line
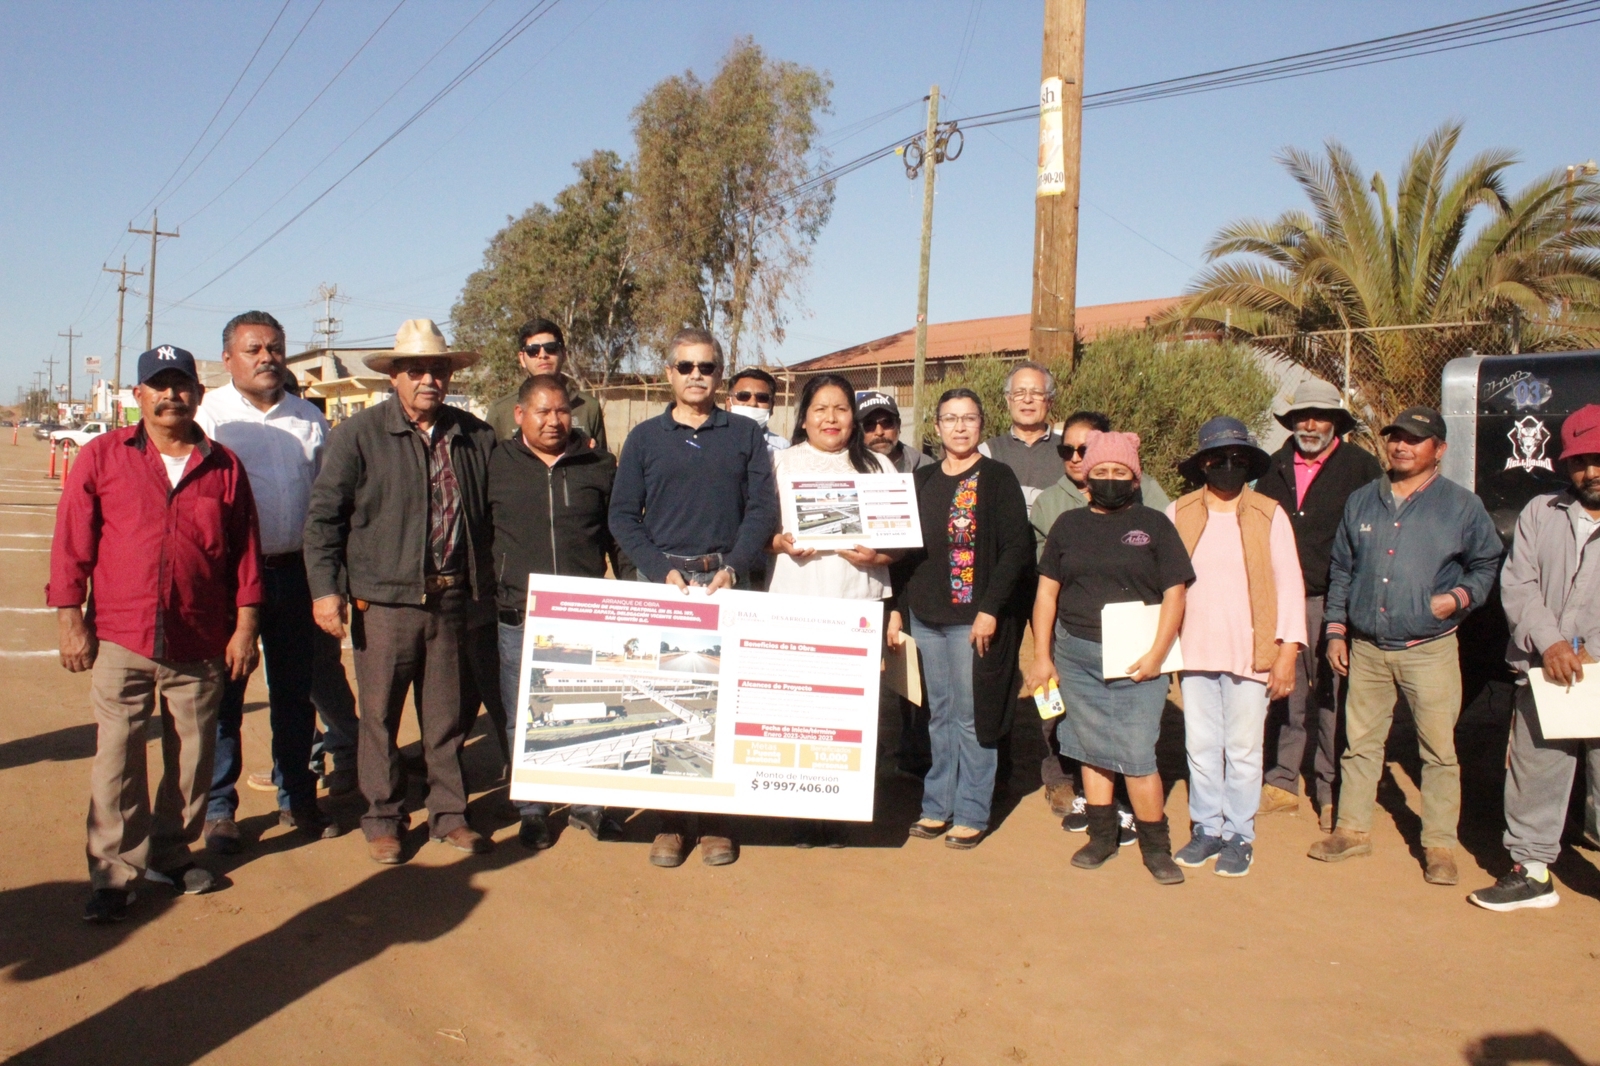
1029,0,1086,366
910,86,941,450
42,352,58,417
313,283,344,349
129,211,180,350
58,328,81,414
103,258,143,409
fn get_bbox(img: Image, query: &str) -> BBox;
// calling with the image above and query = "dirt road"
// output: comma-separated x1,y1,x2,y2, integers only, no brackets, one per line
1,435,1597,1066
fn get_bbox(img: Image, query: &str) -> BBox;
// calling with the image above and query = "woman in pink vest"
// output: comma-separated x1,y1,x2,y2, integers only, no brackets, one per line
1166,417,1306,877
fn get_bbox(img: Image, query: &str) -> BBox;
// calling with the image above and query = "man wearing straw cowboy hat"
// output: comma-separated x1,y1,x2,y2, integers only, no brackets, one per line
1253,379,1383,831
304,319,498,864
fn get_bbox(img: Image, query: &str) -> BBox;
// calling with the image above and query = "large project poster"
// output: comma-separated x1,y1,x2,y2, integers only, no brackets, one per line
508,576,882,821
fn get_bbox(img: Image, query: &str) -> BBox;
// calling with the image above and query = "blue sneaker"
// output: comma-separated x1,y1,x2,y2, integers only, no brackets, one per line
1215,838,1254,877
1173,829,1223,867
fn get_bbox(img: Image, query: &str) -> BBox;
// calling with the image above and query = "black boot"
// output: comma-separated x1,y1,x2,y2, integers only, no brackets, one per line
1071,804,1121,869
1136,816,1185,885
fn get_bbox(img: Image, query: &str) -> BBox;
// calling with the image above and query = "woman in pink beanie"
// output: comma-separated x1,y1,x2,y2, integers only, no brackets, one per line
1024,430,1193,883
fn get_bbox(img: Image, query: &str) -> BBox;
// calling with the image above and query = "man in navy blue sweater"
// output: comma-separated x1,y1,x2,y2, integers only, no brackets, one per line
609,328,777,869
1308,406,1502,886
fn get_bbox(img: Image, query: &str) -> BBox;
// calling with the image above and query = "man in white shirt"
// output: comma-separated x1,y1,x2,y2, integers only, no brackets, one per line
196,311,343,851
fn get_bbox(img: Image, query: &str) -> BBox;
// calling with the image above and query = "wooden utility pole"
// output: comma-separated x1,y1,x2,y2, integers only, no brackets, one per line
1029,0,1086,365
129,211,179,351
103,258,143,423
910,85,941,451
58,328,80,411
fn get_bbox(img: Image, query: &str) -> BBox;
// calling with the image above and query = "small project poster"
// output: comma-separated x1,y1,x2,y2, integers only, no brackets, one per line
780,472,923,549
509,575,883,821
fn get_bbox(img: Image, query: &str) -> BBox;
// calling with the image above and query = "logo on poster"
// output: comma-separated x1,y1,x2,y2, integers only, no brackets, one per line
1505,415,1553,473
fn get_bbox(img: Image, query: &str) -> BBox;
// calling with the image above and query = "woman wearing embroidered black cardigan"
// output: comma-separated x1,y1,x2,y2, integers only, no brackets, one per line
887,389,1035,848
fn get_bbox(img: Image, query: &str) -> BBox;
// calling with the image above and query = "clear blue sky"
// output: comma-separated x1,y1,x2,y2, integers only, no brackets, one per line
3,1,1597,400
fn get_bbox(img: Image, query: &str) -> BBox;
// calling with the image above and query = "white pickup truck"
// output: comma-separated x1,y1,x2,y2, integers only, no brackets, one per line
50,422,111,448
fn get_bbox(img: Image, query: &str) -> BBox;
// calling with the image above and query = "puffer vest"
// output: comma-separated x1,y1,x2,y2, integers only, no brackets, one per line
1172,485,1281,672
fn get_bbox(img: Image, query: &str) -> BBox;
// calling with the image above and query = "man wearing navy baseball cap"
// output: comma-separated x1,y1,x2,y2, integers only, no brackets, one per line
49,343,264,923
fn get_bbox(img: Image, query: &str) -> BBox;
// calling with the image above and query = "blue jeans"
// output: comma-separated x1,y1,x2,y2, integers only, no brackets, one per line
309,628,358,778
498,620,601,821
910,613,995,831
208,561,320,819
1179,671,1270,843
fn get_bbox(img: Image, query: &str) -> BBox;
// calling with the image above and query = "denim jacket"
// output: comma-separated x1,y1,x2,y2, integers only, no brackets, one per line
1324,471,1503,650
1501,491,1600,675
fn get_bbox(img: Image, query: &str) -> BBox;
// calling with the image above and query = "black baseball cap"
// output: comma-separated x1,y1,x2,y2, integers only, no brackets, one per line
1379,405,1446,442
856,390,901,424
136,344,200,386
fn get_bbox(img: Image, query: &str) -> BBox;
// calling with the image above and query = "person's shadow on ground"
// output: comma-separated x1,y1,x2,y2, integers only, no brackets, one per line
4,829,540,1066
0,724,96,773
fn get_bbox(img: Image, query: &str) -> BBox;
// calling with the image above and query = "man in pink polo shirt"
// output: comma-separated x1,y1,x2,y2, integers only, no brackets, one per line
1254,380,1383,830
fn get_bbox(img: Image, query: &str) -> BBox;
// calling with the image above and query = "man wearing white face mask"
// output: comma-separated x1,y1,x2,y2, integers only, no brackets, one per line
725,367,789,455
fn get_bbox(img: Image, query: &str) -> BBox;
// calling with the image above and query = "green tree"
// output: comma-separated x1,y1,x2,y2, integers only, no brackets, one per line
922,332,1275,494
451,150,636,399
630,37,834,367
1165,122,1600,429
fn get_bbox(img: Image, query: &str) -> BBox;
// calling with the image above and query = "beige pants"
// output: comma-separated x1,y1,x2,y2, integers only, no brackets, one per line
1336,635,1462,849
86,641,226,889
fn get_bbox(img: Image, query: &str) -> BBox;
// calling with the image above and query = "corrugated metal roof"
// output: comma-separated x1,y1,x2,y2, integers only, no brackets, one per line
786,298,1180,371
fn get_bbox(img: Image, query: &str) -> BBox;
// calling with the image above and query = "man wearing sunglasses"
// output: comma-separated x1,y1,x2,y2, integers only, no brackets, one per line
858,391,933,474
609,327,778,870
485,318,607,453
725,366,790,455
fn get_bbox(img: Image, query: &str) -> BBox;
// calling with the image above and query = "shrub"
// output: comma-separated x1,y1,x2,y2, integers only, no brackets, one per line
921,329,1276,495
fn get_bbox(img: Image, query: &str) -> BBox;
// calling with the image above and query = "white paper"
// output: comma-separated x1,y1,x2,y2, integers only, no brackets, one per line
782,472,923,550
884,635,922,707
509,575,882,821
1528,668,1600,739
1100,601,1183,680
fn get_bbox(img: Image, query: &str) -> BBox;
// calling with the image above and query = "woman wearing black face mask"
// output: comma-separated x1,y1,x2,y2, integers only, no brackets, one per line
1164,417,1305,878
1025,430,1194,884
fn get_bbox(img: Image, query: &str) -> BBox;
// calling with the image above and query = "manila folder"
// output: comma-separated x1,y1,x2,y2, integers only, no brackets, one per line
1100,601,1183,680
884,635,923,707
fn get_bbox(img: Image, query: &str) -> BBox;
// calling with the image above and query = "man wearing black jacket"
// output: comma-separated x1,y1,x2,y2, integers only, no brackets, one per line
489,375,630,849
1252,380,1383,830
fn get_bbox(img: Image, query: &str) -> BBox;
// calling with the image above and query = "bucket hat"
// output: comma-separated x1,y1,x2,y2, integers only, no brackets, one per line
1178,415,1271,483
1274,377,1356,436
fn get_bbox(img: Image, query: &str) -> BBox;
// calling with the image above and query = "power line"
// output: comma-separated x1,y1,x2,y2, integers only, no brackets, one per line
176,0,410,229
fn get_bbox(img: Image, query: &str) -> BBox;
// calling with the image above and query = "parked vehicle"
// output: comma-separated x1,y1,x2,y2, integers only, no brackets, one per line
33,422,62,440
50,422,110,448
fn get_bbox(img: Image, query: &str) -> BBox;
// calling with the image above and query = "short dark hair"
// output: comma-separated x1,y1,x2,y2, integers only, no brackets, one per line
518,373,569,406
936,387,985,428
516,318,565,348
1064,410,1111,433
729,367,778,395
223,311,285,351
668,327,723,370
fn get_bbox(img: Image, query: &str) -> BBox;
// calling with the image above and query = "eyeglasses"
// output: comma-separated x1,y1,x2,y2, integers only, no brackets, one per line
732,390,772,404
1057,444,1089,460
673,361,720,377
1008,388,1049,401
520,341,564,356
936,414,982,427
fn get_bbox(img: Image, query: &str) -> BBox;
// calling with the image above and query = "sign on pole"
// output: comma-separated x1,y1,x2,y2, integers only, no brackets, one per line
84,357,102,373
1037,76,1066,197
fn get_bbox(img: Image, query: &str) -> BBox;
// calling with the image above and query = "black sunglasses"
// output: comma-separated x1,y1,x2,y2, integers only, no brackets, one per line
1057,444,1089,460
673,360,720,377
732,390,773,404
520,341,565,356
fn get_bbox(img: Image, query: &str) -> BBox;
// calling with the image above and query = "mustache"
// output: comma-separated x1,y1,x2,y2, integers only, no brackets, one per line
154,400,191,414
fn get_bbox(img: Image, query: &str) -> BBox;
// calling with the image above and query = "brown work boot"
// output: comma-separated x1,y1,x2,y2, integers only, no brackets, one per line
1259,784,1301,815
649,832,687,868
1044,782,1075,817
367,835,403,865
435,826,492,854
1424,847,1459,885
1306,827,1372,862
204,816,242,855
700,835,739,866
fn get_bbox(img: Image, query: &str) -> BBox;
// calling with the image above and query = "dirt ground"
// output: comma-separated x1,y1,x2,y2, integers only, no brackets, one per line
2,434,1598,1066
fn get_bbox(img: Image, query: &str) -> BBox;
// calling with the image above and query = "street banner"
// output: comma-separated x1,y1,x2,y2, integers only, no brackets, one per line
779,472,923,550
1037,76,1066,197
509,575,882,820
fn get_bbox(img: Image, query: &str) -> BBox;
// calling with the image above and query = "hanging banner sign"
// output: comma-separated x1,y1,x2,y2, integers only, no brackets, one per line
1037,76,1066,197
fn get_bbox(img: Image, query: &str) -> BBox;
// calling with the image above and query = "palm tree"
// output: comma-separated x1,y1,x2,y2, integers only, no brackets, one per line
1165,122,1600,431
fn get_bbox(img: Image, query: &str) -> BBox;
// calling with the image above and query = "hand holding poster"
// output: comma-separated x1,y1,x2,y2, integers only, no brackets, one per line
509,576,882,820
780,472,923,550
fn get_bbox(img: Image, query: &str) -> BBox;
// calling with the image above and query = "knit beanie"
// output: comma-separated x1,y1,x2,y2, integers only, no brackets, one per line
1081,429,1142,481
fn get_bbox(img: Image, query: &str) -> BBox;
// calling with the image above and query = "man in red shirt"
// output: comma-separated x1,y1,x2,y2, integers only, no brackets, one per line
49,345,263,924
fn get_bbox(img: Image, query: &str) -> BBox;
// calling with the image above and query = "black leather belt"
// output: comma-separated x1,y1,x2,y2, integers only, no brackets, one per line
664,552,724,574
425,573,465,595
498,609,522,627
262,550,303,569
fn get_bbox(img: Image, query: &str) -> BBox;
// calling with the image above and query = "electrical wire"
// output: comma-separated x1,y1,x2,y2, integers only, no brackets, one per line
173,0,566,303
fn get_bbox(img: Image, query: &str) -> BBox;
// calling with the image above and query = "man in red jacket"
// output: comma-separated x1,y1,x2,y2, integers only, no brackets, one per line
49,345,263,924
